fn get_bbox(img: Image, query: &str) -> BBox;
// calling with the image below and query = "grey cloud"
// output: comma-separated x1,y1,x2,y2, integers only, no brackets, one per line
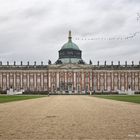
0,0,140,64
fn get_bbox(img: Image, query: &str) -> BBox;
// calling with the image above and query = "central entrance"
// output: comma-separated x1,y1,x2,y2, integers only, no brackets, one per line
60,82,73,94
67,83,73,94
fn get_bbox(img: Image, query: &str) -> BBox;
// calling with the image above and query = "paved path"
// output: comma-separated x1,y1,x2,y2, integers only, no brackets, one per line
0,95,140,140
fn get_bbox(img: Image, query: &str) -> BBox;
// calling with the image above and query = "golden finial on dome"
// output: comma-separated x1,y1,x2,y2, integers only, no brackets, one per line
68,30,72,42
69,30,71,37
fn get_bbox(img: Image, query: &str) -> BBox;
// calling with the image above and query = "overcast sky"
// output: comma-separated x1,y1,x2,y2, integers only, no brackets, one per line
0,0,140,65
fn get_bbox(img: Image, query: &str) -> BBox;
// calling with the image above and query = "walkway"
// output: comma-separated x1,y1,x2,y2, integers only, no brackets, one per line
0,95,140,139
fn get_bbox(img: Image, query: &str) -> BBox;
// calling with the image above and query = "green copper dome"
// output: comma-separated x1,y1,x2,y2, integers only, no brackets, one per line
60,31,80,51
61,41,80,50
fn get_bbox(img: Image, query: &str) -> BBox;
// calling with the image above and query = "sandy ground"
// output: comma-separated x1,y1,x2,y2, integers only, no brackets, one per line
0,96,140,140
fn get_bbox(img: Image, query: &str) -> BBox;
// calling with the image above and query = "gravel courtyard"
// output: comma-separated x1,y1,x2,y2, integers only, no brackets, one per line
0,95,140,140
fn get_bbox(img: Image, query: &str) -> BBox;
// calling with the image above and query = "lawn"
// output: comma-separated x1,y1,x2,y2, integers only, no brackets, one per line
94,95,140,104
0,95,46,103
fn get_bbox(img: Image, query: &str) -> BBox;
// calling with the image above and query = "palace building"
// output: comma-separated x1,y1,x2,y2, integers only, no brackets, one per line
0,31,140,94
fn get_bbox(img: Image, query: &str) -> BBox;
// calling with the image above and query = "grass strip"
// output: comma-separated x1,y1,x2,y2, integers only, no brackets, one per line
94,95,140,104
0,95,46,103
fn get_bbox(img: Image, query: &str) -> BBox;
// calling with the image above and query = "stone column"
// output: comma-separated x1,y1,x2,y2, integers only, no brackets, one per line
74,72,76,92
105,72,107,90
133,72,135,91
41,72,43,91
56,72,59,91
125,72,128,90
138,72,140,91
111,72,114,91
1,74,3,90
90,71,92,91
82,71,84,91
48,72,51,90
27,73,30,90
65,72,67,83
14,72,16,90
34,73,36,91
7,73,9,89
20,72,23,89
97,72,100,91
132,72,134,90
0,73,2,88
92,71,94,91
118,72,120,90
